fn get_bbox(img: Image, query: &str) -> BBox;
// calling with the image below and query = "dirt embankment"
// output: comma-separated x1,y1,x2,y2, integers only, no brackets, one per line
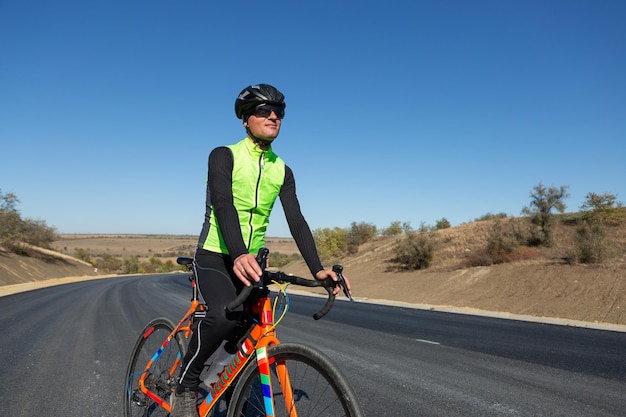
0,247,105,296
287,258,626,327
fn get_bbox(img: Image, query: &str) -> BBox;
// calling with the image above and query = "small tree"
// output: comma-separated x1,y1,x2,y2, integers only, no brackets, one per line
580,192,624,225
417,222,432,233
0,190,22,247
347,221,377,254
382,221,403,236
435,218,451,230
0,189,57,252
313,227,348,260
20,218,56,248
521,183,569,246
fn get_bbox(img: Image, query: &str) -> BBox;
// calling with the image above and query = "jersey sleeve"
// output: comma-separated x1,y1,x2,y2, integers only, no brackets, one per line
208,147,248,260
279,165,324,277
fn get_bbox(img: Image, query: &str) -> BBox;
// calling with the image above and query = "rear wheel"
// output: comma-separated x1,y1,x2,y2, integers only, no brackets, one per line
124,318,188,417
227,343,364,417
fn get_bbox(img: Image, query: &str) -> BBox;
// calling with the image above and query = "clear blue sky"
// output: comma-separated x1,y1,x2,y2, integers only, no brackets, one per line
1,0,625,237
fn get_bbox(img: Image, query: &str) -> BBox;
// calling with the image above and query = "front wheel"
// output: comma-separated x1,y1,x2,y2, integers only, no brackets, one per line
227,343,364,417
124,318,188,417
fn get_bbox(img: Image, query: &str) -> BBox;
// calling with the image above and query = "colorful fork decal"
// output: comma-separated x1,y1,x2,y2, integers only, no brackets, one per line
256,346,275,417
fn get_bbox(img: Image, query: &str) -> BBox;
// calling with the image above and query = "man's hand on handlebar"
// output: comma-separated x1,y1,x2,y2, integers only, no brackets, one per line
315,268,352,298
234,248,352,302
233,253,262,286
225,248,353,318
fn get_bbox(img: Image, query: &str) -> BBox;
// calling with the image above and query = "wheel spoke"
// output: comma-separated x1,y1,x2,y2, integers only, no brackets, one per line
123,319,187,417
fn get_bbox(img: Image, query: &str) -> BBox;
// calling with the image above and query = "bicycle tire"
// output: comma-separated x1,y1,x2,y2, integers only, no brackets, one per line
124,318,188,417
227,343,364,417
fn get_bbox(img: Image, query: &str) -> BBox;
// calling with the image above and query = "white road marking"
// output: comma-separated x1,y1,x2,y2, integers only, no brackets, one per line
415,338,440,345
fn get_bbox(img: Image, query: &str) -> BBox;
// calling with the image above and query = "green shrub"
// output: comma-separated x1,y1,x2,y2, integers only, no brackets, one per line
475,212,508,222
73,247,93,264
269,252,301,268
462,220,540,267
157,260,175,273
562,192,623,264
94,254,122,272
566,220,614,264
485,221,519,264
390,232,435,270
122,256,140,274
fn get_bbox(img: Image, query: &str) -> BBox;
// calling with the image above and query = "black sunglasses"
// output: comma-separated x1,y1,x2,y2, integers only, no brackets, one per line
253,105,285,119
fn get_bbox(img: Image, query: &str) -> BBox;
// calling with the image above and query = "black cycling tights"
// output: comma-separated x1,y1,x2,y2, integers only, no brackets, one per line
177,249,242,392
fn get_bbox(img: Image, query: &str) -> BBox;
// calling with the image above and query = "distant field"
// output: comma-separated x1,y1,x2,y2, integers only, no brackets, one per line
53,234,298,259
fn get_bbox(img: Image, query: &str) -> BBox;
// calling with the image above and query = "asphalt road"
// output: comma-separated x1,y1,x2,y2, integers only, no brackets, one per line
1,273,625,416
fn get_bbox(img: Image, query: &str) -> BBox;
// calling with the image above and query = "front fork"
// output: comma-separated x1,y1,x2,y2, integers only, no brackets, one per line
255,344,298,417
251,292,298,417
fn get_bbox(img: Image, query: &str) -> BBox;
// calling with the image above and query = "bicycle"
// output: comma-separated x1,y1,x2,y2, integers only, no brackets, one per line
124,248,364,417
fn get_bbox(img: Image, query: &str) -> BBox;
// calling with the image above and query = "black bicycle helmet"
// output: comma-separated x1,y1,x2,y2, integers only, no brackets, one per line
235,84,286,120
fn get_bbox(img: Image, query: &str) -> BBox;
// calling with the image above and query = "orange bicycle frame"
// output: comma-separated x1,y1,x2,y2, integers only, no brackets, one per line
197,290,292,417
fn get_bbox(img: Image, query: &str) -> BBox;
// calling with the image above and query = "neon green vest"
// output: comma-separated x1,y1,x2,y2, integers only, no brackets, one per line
201,138,285,254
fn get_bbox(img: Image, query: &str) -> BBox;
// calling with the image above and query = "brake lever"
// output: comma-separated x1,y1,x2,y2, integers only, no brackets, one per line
332,265,353,301
255,248,269,288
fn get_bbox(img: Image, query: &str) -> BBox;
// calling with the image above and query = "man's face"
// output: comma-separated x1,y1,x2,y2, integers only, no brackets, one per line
246,108,283,142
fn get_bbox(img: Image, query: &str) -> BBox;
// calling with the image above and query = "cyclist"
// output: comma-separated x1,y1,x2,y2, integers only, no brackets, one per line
171,83,352,417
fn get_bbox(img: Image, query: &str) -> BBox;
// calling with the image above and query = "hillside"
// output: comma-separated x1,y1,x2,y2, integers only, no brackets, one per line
283,219,626,327
1,219,625,327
